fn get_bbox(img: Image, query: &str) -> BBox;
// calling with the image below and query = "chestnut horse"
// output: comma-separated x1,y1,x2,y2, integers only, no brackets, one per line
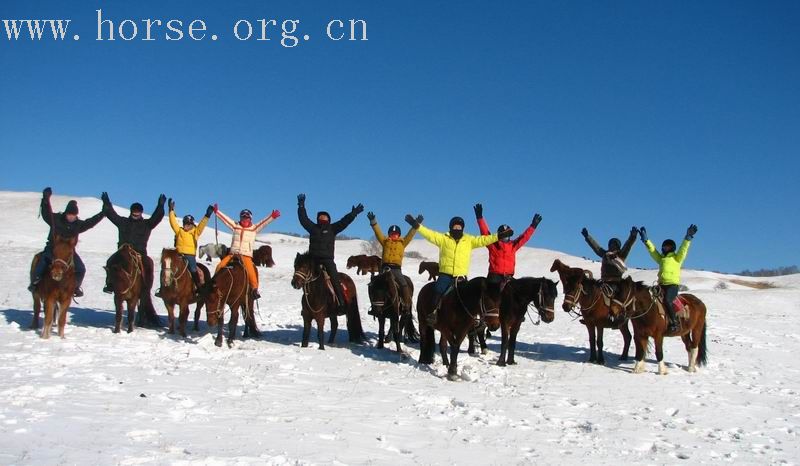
30,235,77,339
106,244,144,334
418,261,439,281
346,254,381,275
291,252,365,349
367,271,414,354
417,277,502,381
204,258,260,348
252,245,275,267
159,248,210,337
610,276,707,374
497,277,558,366
551,259,632,365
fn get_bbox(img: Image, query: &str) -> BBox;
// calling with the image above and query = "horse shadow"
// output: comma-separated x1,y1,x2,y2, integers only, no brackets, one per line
482,336,643,370
256,324,308,347
1,306,119,331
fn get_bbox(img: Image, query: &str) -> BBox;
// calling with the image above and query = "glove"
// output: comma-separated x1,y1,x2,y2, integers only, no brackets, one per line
531,213,542,228
271,209,281,219
498,228,514,240
205,205,214,218
473,203,483,219
631,226,638,236
352,203,364,215
405,214,419,229
638,226,648,243
158,194,167,205
367,211,376,224
686,224,698,240
43,187,52,199
101,191,110,204
297,193,306,207
415,214,424,225
581,228,589,238
168,198,175,211
213,203,219,213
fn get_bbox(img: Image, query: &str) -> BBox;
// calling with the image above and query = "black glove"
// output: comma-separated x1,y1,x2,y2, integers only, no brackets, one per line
297,193,306,207
205,205,214,218
43,187,52,199
686,224,698,240
168,198,175,211
352,203,364,215
415,214,424,225
532,213,542,228
631,226,638,236
405,214,419,229
498,228,514,240
367,211,376,223
581,227,589,238
473,203,483,219
101,191,110,205
638,227,648,243
158,194,167,206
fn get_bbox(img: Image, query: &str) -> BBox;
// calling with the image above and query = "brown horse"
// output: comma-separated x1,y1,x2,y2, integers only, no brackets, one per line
204,258,260,348
610,276,708,374
550,259,632,365
497,277,558,366
418,261,439,281
105,244,144,334
291,252,365,349
346,254,381,275
159,248,210,337
252,245,275,267
367,271,414,354
417,277,502,381
30,235,77,339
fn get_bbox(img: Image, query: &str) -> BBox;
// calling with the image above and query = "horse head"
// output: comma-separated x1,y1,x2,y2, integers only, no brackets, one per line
49,235,77,282
291,252,315,289
552,260,592,313
160,248,182,289
367,271,399,315
609,276,637,318
203,275,222,327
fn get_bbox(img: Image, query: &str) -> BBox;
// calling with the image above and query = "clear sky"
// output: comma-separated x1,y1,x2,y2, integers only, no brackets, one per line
2,1,798,273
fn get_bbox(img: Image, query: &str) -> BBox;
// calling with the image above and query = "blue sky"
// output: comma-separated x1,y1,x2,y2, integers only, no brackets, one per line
2,1,798,273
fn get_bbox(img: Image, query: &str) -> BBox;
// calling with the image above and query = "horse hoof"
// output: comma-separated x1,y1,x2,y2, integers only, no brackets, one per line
318,346,325,351
658,362,668,375
633,361,645,373
112,329,120,334
496,360,506,367
301,342,309,348
619,355,629,361
446,373,460,382
227,340,233,348
376,342,384,349
214,339,223,348
481,348,488,356
127,329,133,334
180,332,187,338
595,359,606,366
168,329,175,335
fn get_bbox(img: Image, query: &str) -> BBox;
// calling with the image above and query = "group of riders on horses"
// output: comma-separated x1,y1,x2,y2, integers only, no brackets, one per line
29,187,698,333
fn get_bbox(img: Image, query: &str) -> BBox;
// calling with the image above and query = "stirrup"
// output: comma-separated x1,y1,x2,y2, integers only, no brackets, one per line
154,288,163,298
251,290,261,300
28,282,38,292
102,285,113,294
73,288,84,298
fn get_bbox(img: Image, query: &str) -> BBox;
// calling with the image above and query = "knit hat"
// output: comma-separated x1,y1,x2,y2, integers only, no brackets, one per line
130,202,144,214
65,200,79,215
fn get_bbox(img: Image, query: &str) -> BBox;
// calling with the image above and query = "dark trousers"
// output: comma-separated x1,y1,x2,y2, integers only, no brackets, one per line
661,284,679,322
33,246,86,287
487,272,512,287
316,258,346,306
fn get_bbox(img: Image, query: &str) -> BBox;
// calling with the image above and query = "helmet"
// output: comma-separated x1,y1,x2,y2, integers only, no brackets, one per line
182,214,195,225
661,239,676,253
130,202,144,214
607,238,621,251
449,216,465,229
388,225,401,236
239,209,252,219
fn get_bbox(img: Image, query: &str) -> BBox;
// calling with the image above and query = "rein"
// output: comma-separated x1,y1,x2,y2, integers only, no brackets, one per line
117,246,143,297
293,268,327,315
162,254,189,290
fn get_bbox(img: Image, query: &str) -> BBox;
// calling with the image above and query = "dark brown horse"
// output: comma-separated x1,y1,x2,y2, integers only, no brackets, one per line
204,258,260,348
551,259,633,365
252,245,275,267
346,254,381,275
291,252,365,349
367,271,414,354
610,276,708,374
105,244,144,334
30,235,77,339
497,277,558,366
159,248,210,337
417,277,502,381
418,261,439,281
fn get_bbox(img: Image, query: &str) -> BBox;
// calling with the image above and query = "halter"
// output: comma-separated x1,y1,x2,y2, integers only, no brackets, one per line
523,280,554,326
455,281,498,327
161,253,189,290
293,267,327,315
563,279,603,318
369,273,401,316
210,266,248,320
116,246,143,297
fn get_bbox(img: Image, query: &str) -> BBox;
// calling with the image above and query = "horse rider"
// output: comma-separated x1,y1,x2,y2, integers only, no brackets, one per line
163,198,214,292
367,210,419,313
474,203,542,287
29,187,105,297
297,193,363,313
214,205,280,300
406,213,510,325
639,224,699,333
581,225,638,326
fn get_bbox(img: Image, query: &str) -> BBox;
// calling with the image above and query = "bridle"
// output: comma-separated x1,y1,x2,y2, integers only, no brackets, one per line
116,245,143,297
293,265,326,315
369,273,401,317
210,266,247,320
455,280,499,327
161,253,188,290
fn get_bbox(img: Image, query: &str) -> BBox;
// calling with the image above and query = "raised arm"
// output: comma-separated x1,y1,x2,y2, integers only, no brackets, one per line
168,201,180,234
402,225,418,246
581,228,605,258
101,192,123,226
368,212,386,244
40,188,53,226
644,240,663,265
513,213,541,251
416,224,446,248
474,204,490,235
78,210,105,232
253,210,280,233
145,194,166,229
332,203,363,234
296,194,315,233
215,207,236,231
619,226,638,259
675,239,692,264
470,232,500,249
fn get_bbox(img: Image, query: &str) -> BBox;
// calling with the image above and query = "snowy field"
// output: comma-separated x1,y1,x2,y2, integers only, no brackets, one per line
1,191,799,465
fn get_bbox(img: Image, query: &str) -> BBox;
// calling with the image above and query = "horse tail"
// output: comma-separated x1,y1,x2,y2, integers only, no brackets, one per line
697,322,708,366
346,293,366,343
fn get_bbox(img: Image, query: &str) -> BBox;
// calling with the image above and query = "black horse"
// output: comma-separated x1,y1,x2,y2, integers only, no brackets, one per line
367,271,414,354
497,277,558,366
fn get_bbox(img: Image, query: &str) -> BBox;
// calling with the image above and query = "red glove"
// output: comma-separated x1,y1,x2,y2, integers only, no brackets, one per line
271,209,281,219
214,203,219,213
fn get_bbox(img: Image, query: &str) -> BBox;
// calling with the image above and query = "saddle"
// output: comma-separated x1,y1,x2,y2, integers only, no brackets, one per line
650,287,690,321
320,267,352,306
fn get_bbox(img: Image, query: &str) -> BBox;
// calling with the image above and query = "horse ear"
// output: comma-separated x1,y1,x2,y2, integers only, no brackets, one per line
583,270,593,280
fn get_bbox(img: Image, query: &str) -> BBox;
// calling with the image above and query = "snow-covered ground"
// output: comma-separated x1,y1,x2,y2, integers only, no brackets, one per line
1,191,799,464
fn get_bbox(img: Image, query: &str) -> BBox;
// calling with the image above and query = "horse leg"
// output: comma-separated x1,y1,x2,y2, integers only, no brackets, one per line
508,321,522,365
193,302,202,331
166,302,176,335
467,330,476,355
633,333,648,374
391,313,403,354
31,294,41,329
317,314,326,350
447,333,465,381
478,326,488,355
497,321,509,366
327,315,338,345
301,313,311,348
57,297,70,338
178,301,189,338
113,295,124,334
227,306,239,348
655,333,667,375
439,332,450,367
619,320,632,361
214,310,224,347
586,324,597,363
41,296,56,339
595,326,606,365
127,299,137,333
377,315,386,349
681,333,697,373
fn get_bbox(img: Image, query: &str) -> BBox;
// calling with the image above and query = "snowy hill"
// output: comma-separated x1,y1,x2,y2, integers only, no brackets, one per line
1,191,799,464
